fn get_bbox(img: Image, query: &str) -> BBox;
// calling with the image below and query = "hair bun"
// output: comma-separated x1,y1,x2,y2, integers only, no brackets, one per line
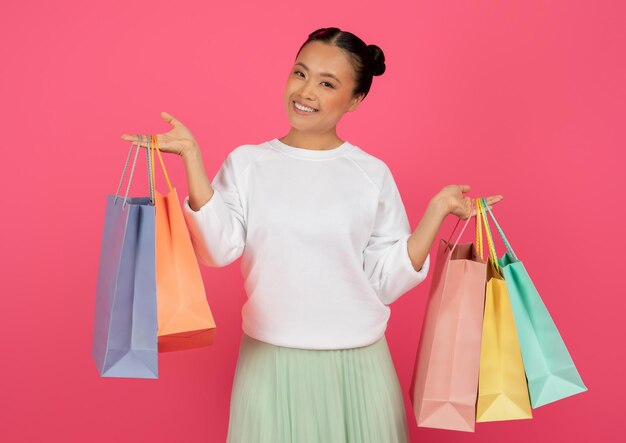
367,44,386,76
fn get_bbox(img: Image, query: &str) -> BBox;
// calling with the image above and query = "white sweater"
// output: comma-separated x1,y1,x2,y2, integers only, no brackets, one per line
182,138,430,350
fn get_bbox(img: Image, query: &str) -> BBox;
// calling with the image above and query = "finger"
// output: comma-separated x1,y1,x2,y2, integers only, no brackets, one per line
120,133,139,142
161,111,180,127
120,134,153,148
136,134,150,148
458,184,471,193
483,195,504,207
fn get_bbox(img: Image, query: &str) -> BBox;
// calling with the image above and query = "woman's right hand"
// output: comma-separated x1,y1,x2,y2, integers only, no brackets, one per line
121,111,199,158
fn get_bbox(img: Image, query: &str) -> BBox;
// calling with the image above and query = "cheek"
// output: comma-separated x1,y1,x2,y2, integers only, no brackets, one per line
284,85,296,104
324,95,346,112
284,77,298,93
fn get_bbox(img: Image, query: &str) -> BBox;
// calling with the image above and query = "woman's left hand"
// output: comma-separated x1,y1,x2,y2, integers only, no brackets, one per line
435,185,503,219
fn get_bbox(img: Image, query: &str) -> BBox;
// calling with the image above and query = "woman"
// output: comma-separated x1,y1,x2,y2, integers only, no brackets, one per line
122,27,502,443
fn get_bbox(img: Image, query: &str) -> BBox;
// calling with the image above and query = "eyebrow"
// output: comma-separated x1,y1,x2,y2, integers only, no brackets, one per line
294,62,342,85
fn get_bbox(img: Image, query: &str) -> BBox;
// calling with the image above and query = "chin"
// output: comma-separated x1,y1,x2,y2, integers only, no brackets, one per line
288,121,310,131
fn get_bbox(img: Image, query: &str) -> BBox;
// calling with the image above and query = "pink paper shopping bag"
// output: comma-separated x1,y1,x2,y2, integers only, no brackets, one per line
409,206,487,432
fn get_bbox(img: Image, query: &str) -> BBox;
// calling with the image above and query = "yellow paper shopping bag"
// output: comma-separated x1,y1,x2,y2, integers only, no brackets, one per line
476,198,532,422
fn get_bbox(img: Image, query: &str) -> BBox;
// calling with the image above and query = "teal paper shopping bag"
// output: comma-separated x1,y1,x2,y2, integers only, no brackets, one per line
480,198,587,408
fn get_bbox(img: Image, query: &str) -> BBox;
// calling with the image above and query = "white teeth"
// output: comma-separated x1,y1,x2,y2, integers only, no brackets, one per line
294,101,317,112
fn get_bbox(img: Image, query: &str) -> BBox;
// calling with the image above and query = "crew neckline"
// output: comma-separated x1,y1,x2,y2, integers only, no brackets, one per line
268,137,354,159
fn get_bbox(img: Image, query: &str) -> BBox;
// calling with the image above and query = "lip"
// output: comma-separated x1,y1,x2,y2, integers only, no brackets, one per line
292,100,318,114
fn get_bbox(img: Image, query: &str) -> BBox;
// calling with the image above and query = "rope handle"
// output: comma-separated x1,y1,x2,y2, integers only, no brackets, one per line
475,198,484,261
478,198,500,273
447,198,487,259
446,214,473,257
481,197,518,261
149,134,173,193
146,134,154,205
114,133,154,211
113,139,136,205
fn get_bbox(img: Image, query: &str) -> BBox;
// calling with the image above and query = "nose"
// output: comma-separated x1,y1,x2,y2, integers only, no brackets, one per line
298,79,316,101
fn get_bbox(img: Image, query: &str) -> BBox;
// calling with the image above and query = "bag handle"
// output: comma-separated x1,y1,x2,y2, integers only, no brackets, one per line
149,134,173,193
113,137,138,206
475,198,484,260
446,216,471,256
480,197,518,261
147,134,155,205
448,199,482,259
478,198,501,273
114,133,155,211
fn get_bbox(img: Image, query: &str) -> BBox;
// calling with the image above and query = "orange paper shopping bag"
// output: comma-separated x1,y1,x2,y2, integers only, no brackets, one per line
149,135,216,352
409,202,487,432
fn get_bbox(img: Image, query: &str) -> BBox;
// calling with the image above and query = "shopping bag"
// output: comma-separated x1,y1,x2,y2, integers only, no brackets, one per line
481,198,587,408
409,202,487,432
149,135,217,352
475,198,532,422
92,140,159,378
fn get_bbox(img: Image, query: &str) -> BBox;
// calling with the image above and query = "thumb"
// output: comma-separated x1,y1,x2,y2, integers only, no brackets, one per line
458,184,471,193
161,111,178,126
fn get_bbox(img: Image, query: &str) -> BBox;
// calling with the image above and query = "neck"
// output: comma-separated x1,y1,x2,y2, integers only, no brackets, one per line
279,129,344,151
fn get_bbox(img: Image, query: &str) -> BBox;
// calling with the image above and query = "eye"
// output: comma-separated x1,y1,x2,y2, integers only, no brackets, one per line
293,70,335,89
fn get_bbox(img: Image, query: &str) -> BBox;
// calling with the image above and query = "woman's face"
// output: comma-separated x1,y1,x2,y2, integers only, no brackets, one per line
283,41,364,134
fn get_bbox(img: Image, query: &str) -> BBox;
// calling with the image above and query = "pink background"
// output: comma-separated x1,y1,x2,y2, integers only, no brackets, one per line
1,1,624,442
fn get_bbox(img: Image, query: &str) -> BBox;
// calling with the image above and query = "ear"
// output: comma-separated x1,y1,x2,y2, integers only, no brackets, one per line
347,93,365,112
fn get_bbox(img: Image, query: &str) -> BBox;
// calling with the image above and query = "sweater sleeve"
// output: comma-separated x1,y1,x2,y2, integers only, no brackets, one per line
363,167,430,305
182,153,246,267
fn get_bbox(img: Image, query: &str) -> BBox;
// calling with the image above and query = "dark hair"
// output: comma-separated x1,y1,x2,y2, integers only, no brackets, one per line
295,27,386,100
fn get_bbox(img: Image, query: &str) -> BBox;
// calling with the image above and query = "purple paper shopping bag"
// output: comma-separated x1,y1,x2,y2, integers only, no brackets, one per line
91,139,158,378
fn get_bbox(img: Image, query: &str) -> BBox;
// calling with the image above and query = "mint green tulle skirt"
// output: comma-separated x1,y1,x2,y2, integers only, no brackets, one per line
226,332,410,443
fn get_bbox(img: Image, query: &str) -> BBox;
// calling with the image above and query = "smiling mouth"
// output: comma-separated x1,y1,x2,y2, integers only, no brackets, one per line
293,100,319,112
